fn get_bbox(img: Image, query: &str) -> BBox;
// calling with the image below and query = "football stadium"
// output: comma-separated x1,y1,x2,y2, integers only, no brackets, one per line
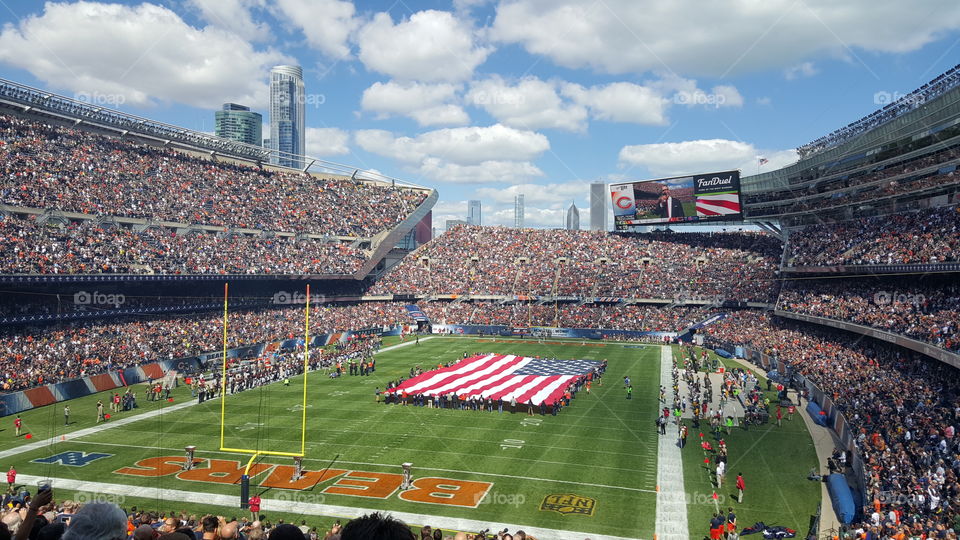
0,2,959,540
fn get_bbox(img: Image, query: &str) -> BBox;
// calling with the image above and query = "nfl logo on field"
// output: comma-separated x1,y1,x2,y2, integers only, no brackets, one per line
540,494,596,516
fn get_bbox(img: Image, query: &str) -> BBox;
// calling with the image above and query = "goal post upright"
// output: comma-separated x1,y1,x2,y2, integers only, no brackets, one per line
300,284,310,457
219,282,229,451
218,283,309,460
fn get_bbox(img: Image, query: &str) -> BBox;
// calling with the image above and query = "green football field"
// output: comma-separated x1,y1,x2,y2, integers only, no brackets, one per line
0,337,820,539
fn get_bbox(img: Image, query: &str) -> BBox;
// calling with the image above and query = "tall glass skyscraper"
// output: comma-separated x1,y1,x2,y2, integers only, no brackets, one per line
215,103,262,146
590,182,607,231
269,65,305,168
566,203,580,230
467,200,481,226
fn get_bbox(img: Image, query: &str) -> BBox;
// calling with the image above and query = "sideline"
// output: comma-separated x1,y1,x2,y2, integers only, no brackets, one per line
18,473,643,540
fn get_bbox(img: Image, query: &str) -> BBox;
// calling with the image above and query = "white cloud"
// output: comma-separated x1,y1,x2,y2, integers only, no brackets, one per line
491,0,960,76
562,82,669,125
473,181,590,205
0,1,289,109
187,0,269,41
650,74,743,109
357,10,492,82
273,0,358,58
784,61,819,80
355,124,549,183
618,139,798,176
305,127,350,156
756,96,772,106
361,81,469,126
466,76,588,131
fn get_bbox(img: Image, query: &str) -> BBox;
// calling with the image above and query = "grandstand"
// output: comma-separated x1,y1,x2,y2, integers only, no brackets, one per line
1,63,960,540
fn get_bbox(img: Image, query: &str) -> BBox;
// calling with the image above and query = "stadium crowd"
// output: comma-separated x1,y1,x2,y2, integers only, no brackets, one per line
0,215,366,275
747,144,960,207
371,226,781,302
0,488,533,540
0,300,719,392
796,64,960,157
704,311,960,537
777,281,960,352
0,303,408,392
427,301,708,332
0,113,427,237
785,206,960,267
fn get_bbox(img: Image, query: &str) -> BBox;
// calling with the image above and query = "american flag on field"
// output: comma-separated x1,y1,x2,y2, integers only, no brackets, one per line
386,354,601,406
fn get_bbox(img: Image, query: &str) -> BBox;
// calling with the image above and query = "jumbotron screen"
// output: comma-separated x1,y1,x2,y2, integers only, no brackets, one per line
610,170,742,229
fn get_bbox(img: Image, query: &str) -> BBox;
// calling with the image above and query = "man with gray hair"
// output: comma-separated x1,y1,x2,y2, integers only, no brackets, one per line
62,502,128,540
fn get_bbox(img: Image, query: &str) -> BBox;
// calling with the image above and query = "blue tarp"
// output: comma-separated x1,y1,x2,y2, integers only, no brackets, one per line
807,401,829,426
714,348,733,358
826,474,856,524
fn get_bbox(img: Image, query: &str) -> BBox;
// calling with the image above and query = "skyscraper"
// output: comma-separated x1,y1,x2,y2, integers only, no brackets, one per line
590,182,607,231
269,65,305,168
467,200,482,226
566,202,580,230
215,103,262,146
514,194,524,228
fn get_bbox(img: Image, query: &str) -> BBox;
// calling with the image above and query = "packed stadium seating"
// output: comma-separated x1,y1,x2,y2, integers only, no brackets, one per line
0,113,428,238
784,206,960,267
0,213,367,275
746,144,960,208
703,311,960,537
777,281,960,352
371,226,782,302
0,301,712,391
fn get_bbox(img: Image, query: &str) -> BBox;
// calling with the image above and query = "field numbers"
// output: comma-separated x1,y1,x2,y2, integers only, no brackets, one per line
521,418,542,427
501,438,525,450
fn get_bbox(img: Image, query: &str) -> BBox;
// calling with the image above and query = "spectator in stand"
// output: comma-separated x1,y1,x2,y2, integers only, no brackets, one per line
703,311,960,537
778,281,959,352
786,206,960,267
0,112,427,240
370,226,781,302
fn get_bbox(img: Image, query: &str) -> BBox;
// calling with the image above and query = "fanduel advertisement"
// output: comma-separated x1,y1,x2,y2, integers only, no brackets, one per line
611,170,742,229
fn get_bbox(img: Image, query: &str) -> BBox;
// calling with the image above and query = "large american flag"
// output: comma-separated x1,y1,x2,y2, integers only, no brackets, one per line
386,354,601,406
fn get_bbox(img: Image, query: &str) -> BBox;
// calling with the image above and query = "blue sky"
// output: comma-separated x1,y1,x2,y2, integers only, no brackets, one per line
0,0,958,230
